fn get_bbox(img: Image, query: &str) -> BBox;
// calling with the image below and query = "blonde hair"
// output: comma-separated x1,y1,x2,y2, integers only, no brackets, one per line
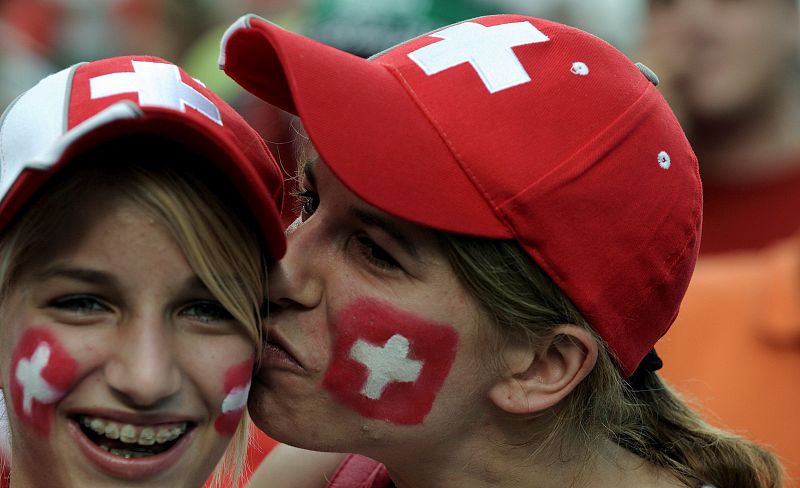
0,135,269,486
437,233,784,488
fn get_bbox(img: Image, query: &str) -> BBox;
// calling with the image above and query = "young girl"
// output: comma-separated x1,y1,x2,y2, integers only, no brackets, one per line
220,13,783,488
0,55,285,487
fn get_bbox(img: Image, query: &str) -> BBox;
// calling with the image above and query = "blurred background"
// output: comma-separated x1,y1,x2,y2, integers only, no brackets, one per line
0,0,643,113
1,0,799,486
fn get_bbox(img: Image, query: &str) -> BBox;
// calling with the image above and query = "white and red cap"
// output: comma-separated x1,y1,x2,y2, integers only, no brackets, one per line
220,15,702,377
0,55,286,260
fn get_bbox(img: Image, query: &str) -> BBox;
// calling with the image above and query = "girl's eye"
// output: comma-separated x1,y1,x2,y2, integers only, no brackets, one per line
48,295,109,314
181,301,235,324
296,190,320,221
354,235,401,271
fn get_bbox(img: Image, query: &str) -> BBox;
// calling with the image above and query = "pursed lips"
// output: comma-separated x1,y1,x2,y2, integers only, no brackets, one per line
261,329,308,374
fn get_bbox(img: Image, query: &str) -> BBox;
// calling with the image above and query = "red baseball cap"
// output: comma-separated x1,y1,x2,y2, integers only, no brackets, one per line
0,55,286,260
220,15,702,377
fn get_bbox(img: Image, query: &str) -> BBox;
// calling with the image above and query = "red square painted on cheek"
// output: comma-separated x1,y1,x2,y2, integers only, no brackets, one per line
322,298,459,425
10,328,79,436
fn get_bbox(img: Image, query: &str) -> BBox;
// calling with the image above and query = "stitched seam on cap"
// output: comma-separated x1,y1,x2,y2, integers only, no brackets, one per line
502,89,701,365
384,64,504,219
613,188,703,361
501,83,654,211
496,85,656,285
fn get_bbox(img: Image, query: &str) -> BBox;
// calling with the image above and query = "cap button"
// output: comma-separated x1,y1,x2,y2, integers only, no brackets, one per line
635,62,660,87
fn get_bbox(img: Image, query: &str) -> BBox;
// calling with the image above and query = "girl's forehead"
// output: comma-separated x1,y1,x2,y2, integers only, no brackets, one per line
13,199,180,285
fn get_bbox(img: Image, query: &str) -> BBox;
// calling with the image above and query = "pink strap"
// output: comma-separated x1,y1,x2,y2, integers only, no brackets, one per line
326,455,391,488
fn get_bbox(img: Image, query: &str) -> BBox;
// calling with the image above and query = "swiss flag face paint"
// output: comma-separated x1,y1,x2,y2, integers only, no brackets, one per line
323,298,459,425
214,358,253,436
10,328,79,436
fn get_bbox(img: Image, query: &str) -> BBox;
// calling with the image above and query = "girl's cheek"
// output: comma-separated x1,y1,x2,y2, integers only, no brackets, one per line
322,298,459,425
9,327,79,436
214,358,254,437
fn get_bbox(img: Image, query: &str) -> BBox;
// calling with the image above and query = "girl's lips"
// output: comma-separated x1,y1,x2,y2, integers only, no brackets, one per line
261,335,305,374
68,415,195,480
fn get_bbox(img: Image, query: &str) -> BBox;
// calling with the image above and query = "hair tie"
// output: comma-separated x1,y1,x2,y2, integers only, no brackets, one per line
626,349,663,389
640,348,663,372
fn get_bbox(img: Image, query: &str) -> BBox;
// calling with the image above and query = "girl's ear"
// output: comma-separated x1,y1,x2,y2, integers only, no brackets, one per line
488,325,597,414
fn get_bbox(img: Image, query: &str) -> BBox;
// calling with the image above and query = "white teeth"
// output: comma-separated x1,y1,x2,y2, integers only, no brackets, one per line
155,429,172,444
120,424,137,444
90,418,105,435
79,416,188,446
104,424,119,439
138,428,155,446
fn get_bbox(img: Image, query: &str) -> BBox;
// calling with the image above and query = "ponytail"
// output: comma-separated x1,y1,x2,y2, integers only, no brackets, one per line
437,233,784,488
621,370,783,487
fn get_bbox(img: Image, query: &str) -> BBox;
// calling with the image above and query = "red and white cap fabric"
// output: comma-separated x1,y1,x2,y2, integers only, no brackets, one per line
0,55,286,260
220,14,702,377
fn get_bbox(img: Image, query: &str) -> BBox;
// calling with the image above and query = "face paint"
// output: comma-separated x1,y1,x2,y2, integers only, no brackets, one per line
214,358,253,436
10,328,79,436
323,298,459,425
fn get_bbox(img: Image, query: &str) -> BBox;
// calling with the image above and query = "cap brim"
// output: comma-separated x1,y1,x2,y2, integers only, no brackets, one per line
221,15,510,239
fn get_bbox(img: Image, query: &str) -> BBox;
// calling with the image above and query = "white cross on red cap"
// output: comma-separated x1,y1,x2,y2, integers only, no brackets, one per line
408,21,550,93
90,60,222,125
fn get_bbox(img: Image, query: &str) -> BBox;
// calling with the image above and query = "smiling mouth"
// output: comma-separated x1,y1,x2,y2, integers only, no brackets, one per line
74,415,191,459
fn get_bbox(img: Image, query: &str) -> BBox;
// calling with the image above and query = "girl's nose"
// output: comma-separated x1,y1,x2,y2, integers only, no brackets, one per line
267,219,324,312
104,313,181,407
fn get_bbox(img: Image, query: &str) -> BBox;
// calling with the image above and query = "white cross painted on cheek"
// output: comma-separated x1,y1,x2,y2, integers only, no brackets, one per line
407,21,550,93
350,334,423,400
15,343,60,416
89,61,222,124
221,381,251,413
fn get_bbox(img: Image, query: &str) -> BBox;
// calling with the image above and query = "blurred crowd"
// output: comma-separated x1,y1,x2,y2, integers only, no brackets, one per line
0,0,643,110
1,0,799,485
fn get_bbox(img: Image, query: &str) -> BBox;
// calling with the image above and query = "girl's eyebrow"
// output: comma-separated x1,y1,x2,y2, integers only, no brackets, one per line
33,266,118,288
33,266,214,295
348,207,419,259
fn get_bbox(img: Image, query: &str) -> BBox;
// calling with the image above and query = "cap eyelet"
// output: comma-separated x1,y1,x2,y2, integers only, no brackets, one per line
570,62,589,76
658,151,671,170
